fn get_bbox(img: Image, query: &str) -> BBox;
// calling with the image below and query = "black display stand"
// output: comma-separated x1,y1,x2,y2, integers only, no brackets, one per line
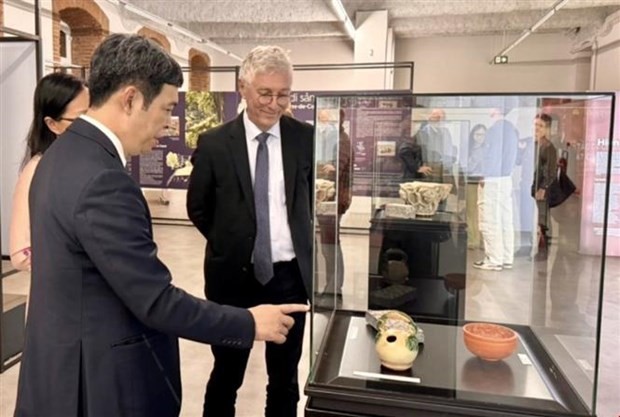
368,211,467,323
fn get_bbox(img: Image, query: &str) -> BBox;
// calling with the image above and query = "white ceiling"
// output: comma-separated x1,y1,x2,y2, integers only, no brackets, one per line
125,0,620,45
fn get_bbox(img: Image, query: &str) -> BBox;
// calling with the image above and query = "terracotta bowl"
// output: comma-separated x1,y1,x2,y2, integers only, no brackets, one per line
463,323,518,362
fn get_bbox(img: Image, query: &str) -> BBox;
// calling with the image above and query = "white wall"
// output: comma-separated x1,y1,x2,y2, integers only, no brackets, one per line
219,39,355,91
0,41,38,256
394,33,586,93
592,19,620,91
354,10,389,90
3,0,35,34
4,0,79,73
3,0,52,64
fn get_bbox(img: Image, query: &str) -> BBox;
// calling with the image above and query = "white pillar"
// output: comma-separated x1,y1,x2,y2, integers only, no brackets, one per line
354,10,394,90
572,51,591,91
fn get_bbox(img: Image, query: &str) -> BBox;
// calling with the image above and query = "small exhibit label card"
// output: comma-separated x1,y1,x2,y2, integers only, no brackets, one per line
353,371,421,384
518,353,533,366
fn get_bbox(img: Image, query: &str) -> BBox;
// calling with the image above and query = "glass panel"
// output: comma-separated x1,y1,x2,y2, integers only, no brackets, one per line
308,92,615,416
311,95,341,371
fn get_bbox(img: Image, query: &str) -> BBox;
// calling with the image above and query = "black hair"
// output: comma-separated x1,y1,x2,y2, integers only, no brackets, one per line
25,72,87,161
535,113,553,127
88,34,183,108
468,123,487,147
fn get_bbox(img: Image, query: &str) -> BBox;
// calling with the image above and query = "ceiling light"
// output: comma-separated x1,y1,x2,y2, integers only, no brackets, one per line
329,0,356,40
491,0,571,64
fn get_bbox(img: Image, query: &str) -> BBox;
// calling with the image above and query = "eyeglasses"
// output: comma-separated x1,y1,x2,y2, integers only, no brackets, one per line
256,92,291,106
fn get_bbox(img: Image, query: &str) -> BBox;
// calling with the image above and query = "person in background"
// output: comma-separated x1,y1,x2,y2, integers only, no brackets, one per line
187,45,314,417
474,105,519,271
9,72,89,271
414,108,456,185
14,35,306,417
397,116,433,180
532,113,558,250
465,124,487,249
316,108,338,167
414,108,457,211
317,109,354,301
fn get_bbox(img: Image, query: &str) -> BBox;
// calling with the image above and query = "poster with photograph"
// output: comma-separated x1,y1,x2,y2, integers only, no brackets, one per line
349,99,412,196
376,141,396,157
289,92,412,197
127,91,239,189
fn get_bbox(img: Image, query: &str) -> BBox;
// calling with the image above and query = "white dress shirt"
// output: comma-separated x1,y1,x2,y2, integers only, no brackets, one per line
80,115,127,167
243,111,296,263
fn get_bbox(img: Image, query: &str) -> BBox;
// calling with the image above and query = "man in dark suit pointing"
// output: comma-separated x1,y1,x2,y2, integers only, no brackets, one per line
187,45,314,417
14,34,307,417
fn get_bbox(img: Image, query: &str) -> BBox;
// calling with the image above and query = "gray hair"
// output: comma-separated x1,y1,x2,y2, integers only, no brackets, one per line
239,45,293,83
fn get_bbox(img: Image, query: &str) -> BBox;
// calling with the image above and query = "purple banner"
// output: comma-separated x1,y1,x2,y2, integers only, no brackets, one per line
127,91,239,189
128,89,406,196
290,92,410,196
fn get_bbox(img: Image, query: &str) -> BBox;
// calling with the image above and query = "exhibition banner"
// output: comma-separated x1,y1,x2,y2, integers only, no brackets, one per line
347,97,412,196
290,92,409,196
127,91,239,188
128,90,406,197
579,95,619,256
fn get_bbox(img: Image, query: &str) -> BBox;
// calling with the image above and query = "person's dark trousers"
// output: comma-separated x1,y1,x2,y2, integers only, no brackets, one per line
318,215,344,295
203,259,307,417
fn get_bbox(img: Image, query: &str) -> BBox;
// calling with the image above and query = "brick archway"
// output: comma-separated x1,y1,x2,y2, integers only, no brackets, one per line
137,27,171,53
189,48,211,91
53,0,109,70
0,0,4,34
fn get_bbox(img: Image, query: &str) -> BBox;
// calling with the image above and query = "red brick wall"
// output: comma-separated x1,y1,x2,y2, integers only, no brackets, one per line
0,0,4,36
53,0,109,72
189,48,211,91
137,27,171,53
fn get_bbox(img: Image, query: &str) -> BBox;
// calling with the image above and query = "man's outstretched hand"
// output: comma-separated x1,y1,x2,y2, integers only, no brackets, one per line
249,304,309,344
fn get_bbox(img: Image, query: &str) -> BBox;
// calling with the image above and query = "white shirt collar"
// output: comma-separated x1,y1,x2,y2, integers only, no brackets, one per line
79,114,127,167
243,111,281,143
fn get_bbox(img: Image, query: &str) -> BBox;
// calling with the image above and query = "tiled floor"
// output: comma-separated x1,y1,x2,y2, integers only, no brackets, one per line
1,216,619,416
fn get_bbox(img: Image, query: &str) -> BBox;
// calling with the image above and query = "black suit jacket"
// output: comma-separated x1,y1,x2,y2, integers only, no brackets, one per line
398,140,425,180
14,119,255,417
187,113,314,305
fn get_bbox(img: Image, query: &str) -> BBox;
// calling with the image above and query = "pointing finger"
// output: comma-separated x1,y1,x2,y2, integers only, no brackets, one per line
279,303,309,315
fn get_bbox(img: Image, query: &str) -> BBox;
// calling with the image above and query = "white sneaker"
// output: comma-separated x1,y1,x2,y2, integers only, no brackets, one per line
503,263,513,269
473,260,503,271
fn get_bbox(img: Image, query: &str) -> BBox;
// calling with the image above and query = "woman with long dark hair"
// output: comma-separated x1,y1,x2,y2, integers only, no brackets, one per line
9,72,88,270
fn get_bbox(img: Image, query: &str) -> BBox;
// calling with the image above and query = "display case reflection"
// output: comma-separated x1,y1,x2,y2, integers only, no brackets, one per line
307,92,616,417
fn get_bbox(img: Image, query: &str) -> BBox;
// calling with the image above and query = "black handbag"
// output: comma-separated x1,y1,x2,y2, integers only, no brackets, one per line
547,168,576,208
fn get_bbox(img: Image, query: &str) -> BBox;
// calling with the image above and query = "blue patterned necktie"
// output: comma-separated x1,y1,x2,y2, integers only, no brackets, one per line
253,132,273,285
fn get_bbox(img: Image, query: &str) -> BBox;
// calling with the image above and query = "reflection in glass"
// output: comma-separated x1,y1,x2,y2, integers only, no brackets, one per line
308,92,615,417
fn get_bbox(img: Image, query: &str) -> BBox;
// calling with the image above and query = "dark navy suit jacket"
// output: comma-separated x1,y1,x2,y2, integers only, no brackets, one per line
14,118,255,417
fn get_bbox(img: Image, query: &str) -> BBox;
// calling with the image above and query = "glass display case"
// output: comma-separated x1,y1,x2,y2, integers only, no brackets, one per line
307,92,616,416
